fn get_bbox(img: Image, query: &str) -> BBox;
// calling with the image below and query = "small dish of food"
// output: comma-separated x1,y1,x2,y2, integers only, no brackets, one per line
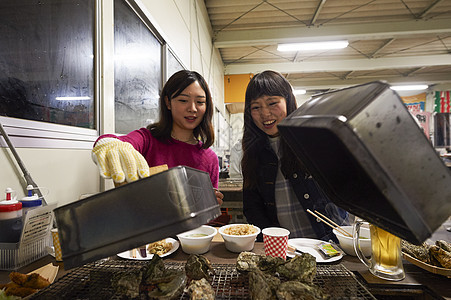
117,238,179,260
219,224,261,253
176,225,217,254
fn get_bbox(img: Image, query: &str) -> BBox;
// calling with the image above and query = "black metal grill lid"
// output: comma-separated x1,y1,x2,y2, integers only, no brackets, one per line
54,166,221,269
278,81,451,244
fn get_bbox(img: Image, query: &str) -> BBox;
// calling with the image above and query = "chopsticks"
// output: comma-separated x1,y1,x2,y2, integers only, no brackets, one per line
306,209,352,237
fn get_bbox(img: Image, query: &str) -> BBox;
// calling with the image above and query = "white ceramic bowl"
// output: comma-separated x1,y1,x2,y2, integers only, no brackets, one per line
176,225,217,254
219,224,261,253
333,225,371,257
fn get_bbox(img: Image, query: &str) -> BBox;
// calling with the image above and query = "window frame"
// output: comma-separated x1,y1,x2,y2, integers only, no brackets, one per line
0,0,100,150
0,0,188,149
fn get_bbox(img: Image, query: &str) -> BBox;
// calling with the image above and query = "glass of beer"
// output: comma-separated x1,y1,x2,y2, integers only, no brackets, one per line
353,220,405,281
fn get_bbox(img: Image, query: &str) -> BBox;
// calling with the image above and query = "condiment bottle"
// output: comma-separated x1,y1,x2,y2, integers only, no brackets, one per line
20,185,42,216
0,188,23,243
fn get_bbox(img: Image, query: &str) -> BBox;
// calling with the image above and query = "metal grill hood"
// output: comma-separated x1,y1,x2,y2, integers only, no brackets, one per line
54,166,221,269
278,81,451,244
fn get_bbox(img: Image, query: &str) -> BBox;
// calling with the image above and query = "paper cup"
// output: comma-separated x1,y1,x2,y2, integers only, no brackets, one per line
51,228,63,261
262,227,290,259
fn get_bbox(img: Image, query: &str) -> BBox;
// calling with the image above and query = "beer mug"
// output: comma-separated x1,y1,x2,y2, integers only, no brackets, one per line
353,220,405,281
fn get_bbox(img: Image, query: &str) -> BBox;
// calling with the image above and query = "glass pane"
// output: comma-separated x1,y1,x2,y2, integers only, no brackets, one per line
114,0,162,134
167,49,184,80
0,1,95,129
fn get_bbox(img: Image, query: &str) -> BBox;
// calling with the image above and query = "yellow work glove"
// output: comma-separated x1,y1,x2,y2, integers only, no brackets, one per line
92,138,150,183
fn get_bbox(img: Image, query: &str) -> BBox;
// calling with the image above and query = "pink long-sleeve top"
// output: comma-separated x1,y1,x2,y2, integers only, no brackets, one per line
97,128,219,188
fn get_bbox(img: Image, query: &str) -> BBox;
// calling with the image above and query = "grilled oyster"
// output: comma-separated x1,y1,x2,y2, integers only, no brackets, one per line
111,268,143,299
276,252,316,283
142,254,168,284
248,269,280,300
147,271,186,300
141,254,188,299
401,240,431,263
430,245,451,269
276,281,330,300
258,255,285,274
185,254,215,280
236,251,261,273
436,240,451,252
401,239,450,268
186,278,215,300
236,252,286,274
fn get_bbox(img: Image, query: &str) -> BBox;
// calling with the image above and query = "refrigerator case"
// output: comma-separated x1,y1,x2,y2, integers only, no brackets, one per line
278,81,451,245
54,166,220,269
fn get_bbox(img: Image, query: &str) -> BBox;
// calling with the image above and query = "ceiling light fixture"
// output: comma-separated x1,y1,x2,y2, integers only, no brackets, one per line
293,89,306,95
55,96,91,101
390,85,428,91
278,40,349,52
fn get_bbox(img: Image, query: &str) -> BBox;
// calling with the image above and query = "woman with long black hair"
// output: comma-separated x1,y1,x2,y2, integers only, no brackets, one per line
241,70,348,241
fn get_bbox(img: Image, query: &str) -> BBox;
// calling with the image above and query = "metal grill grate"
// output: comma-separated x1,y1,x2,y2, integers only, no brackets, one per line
30,259,376,299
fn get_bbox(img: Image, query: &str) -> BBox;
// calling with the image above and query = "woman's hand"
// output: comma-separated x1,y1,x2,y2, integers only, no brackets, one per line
92,138,150,183
214,188,224,205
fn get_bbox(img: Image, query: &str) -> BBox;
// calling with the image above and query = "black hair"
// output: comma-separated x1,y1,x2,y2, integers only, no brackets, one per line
147,70,214,148
241,70,306,188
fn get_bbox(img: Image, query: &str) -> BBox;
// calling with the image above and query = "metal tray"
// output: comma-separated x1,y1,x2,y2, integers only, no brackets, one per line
53,166,220,269
29,259,376,299
278,81,451,244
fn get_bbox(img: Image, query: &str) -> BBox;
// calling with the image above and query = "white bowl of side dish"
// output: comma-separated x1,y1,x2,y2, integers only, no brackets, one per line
333,225,371,257
176,225,217,254
219,224,261,253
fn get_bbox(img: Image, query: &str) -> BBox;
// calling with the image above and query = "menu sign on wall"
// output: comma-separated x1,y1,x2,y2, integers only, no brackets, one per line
401,93,430,139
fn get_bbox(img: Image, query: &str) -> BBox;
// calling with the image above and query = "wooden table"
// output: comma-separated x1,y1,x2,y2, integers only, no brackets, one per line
1,239,450,299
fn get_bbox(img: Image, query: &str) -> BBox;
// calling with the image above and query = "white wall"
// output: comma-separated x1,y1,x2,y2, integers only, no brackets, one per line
0,148,99,207
0,0,226,206
139,0,226,118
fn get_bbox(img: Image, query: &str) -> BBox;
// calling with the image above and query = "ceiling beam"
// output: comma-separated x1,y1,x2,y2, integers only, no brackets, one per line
225,54,451,74
288,73,451,90
370,38,395,58
417,0,443,19
214,19,451,48
310,0,327,26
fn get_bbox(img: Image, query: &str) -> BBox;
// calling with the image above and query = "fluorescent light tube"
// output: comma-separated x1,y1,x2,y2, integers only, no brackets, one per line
55,96,91,100
390,85,428,91
278,40,349,52
293,89,306,95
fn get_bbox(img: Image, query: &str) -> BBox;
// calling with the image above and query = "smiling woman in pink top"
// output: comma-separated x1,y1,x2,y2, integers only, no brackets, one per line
92,70,223,205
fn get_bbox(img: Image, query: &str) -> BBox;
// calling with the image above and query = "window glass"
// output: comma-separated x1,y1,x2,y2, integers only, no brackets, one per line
114,0,162,133
167,48,184,80
0,1,95,129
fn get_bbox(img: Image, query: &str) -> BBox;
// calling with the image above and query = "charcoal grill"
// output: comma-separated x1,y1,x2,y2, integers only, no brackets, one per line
30,259,376,299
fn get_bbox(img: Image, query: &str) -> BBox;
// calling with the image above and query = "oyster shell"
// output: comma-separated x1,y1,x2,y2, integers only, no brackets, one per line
236,251,261,273
276,281,330,300
430,245,451,269
142,254,168,284
258,255,285,274
147,271,187,300
436,240,451,252
139,255,188,299
249,269,280,300
276,252,316,283
185,254,215,280
401,240,431,263
186,278,215,300
111,268,143,299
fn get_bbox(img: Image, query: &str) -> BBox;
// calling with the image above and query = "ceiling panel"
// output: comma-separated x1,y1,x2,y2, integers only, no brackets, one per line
205,0,451,113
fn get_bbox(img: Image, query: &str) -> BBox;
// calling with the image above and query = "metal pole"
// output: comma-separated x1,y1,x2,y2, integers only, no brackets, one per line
0,122,47,205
